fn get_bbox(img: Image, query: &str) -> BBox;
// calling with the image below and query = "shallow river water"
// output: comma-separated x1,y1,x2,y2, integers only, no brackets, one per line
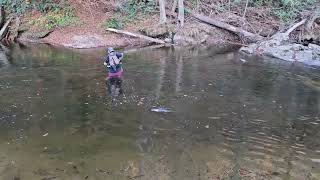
0,44,320,180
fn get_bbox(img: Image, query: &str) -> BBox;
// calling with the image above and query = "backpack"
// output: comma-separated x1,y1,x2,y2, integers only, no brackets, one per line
108,53,121,71
109,54,120,67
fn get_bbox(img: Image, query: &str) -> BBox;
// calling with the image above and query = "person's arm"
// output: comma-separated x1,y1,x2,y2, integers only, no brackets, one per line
117,52,124,61
103,56,110,67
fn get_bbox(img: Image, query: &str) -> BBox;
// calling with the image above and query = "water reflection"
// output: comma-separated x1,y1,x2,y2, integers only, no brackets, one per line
106,77,123,98
0,44,320,179
0,44,10,68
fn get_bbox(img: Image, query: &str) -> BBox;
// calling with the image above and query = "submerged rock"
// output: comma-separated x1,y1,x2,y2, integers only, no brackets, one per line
150,107,173,113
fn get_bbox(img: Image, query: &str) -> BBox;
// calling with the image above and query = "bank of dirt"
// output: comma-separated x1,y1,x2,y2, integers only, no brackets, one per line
14,0,320,54
17,0,243,49
18,1,146,48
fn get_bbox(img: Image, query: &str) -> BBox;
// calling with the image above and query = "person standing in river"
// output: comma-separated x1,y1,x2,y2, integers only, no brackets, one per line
103,47,124,80
104,47,124,97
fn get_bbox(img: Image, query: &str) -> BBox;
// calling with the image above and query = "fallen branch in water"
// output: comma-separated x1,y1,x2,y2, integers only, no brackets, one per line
106,28,165,44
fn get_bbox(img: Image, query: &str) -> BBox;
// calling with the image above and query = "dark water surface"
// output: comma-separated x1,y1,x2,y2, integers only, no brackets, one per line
1,44,320,180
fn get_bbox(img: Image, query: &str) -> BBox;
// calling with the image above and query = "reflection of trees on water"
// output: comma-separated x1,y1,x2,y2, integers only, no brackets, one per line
155,57,166,100
0,43,10,68
175,53,183,94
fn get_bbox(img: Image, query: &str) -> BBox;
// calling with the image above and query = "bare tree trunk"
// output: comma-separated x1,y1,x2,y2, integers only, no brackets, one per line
159,0,167,24
0,6,4,28
178,0,184,27
243,0,249,18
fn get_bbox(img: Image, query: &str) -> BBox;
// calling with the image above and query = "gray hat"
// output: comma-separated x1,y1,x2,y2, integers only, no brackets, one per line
107,47,114,54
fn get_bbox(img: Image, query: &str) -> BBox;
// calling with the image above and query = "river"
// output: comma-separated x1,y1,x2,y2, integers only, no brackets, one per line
0,44,320,180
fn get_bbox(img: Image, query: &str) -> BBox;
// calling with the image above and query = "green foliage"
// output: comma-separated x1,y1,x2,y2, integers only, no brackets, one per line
1,0,76,15
32,11,79,29
249,0,316,8
105,17,124,29
37,0,63,13
0,0,30,14
273,0,316,22
1,0,79,29
122,1,156,15
105,0,156,29
244,0,318,22
273,10,296,23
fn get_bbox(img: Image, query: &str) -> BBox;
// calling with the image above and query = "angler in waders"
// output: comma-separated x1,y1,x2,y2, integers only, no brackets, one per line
103,47,124,96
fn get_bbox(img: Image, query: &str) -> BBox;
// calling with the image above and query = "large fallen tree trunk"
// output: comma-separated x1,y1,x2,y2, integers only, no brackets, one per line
106,28,165,44
191,12,264,43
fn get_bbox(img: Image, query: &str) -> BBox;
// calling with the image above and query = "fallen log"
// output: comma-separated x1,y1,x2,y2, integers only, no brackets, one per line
191,12,264,43
106,28,165,44
0,17,13,40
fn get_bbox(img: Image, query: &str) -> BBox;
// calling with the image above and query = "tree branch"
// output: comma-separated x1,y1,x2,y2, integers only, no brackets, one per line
191,12,264,42
283,19,307,36
243,0,249,18
106,28,166,44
